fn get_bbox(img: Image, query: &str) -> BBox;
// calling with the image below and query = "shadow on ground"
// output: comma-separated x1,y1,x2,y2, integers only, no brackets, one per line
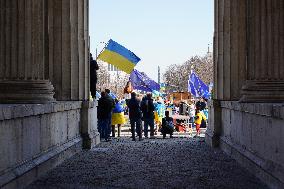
27,137,268,189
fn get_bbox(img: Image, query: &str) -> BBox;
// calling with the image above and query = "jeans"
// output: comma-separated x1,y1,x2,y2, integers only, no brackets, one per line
98,118,110,140
130,119,142,139
107,112,112,136
143,118,155,137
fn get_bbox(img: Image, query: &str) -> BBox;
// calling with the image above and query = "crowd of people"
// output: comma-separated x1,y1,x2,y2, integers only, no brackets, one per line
89,55,208,141
97,87,208,142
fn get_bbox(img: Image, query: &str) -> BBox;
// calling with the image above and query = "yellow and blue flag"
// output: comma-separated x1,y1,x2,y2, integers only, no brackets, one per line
97,39,141,74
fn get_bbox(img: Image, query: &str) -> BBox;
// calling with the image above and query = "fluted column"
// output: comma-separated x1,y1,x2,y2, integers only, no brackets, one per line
0,0,55,103
48,0,89,101
214,0,247,101
240,0,284,102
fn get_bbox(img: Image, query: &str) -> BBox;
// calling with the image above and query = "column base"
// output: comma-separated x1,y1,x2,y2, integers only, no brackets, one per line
80,100,100,149
240,80,284,103
205,100,221,148
0,80,55,104
205,132,220,148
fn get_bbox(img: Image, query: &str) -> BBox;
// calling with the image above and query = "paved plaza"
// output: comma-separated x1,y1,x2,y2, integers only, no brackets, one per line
27,128,268,189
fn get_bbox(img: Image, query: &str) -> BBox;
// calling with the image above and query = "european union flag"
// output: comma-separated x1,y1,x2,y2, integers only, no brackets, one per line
130,69,160,92
188,72,210,98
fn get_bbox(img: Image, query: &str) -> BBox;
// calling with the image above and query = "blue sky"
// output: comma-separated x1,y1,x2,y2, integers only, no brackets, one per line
89,0,214,82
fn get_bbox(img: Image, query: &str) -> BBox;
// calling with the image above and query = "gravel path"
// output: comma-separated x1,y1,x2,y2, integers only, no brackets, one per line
27,136,268,189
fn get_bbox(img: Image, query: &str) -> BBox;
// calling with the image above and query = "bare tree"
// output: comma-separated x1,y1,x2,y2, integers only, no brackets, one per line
97,61,110,91
97,61,130,98
163,53,213,92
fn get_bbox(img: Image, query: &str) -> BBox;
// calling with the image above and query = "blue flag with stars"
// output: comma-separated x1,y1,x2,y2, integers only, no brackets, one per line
130,69,160,92
188,72,210,98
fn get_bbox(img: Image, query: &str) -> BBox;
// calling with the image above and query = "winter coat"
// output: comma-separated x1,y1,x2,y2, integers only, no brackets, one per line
140,96,155,119
97,96,113,119
194,111,206,125
127,97,142,121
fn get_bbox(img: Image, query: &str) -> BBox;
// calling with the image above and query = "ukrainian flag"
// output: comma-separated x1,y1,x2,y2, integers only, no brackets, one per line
97,39,141,74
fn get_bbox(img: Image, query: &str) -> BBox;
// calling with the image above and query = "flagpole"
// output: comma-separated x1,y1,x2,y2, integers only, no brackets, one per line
96,41,108,60
116,68,119,96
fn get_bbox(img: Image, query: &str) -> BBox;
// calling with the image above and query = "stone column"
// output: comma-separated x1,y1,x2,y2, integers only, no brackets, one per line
214,0,247,101
0,0,55,103
209,0,247,147
206,100,222,147
240,0,284,102
47,0,89,101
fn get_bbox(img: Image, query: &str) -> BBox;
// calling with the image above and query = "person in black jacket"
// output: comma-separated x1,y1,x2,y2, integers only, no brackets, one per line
90,53,99,98
141,93,155,138
161,111,174,139
105,89,115,136
97,91,113,141
127,92,143,141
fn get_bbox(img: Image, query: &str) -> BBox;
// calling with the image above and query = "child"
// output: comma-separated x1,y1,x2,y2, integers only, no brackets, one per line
194,109,206,137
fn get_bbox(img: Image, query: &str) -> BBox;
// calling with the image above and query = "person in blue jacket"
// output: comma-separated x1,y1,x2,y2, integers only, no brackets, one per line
111,99,126,137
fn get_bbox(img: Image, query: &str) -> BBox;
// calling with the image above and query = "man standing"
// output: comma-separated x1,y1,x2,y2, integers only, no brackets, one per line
127,92,143,141
105,89,115,137
90,53,99,98
97,92,113,141
141,93,155,138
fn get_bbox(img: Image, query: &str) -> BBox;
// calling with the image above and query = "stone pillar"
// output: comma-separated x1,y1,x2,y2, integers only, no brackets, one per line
48,0,89,101
0,0,55,103
206,100,222,147
240,0,284,102
214,0,247,101
80,101,100,149
47,0,97,147
209,0,247,147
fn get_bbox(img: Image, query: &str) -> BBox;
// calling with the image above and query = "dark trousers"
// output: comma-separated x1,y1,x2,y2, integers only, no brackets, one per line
143,118,155,137
130,119,142,140
98,118,110,140
107,112,112,136
161,126,174,138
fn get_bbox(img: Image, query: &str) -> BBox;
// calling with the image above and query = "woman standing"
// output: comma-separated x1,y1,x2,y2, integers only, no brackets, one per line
111,99,126,137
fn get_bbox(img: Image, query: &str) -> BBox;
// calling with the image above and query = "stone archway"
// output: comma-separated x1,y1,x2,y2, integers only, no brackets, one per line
0,1,284,188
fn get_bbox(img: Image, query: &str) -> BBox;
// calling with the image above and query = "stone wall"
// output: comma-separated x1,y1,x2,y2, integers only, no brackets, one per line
206,101,284,189
210,1,284,188
0,0,99,188
0,101,98,189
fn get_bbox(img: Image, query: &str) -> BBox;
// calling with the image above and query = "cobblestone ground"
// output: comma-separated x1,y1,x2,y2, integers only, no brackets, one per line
27,135,268,189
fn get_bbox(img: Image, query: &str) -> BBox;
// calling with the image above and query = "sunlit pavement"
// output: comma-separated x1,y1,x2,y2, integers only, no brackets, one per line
117,124,206,139
27,126,268,189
